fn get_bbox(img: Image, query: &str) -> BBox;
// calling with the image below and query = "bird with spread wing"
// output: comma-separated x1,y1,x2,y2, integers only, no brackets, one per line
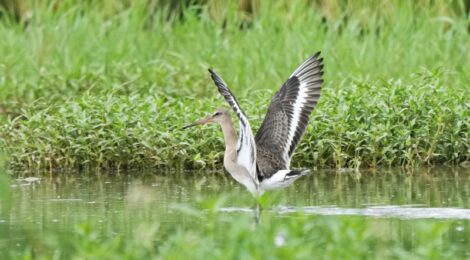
183,52,324,196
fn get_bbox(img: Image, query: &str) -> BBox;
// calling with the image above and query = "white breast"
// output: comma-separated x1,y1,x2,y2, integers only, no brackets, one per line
224,157,258,195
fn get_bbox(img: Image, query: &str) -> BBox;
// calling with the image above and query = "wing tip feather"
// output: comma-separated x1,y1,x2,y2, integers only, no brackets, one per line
290,51,324,79
208,68,217,77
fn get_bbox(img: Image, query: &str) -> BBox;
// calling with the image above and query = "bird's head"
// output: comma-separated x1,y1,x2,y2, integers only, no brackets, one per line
182,108,230,129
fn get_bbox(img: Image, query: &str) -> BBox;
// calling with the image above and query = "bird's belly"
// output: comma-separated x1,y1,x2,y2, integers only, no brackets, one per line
223,160,257,194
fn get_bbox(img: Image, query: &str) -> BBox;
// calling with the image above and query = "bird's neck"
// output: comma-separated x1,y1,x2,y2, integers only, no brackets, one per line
219,118,238,153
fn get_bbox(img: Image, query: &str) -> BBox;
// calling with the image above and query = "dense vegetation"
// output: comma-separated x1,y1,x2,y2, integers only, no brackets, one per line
0,0,469,171
1,2,469,259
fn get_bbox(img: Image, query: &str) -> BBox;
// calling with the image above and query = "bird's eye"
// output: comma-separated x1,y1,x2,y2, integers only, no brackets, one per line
214,112,221,117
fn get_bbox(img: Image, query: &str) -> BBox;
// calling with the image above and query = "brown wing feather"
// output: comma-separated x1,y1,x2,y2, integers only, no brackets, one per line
255,52,324,179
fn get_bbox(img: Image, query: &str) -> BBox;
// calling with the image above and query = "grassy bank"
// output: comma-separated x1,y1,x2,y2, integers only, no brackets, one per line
1,72,468,171
0,1,469,171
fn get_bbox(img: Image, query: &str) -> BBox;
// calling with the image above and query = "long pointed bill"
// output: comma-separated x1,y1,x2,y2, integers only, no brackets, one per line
181,117,212,130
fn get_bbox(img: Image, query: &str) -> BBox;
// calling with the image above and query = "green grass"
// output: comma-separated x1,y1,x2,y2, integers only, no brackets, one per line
0,0,469,171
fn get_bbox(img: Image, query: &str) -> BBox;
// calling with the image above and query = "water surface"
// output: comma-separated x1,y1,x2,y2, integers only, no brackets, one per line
1,167,470,255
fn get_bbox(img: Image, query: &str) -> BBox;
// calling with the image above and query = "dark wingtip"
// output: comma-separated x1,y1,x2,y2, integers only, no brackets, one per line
208,68,218,77
313,52,323,65
208,68,219,82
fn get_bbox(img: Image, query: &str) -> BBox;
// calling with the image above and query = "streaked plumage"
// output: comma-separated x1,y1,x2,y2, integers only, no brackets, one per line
183,52,324,196
255,54,323,180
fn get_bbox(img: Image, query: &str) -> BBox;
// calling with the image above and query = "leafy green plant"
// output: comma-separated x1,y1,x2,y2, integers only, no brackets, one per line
1,71,468,171
0,0,469,171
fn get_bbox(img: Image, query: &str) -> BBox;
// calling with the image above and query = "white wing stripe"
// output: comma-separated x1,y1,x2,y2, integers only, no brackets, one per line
209,69,258,185
237,126,256,177
284,82,308,157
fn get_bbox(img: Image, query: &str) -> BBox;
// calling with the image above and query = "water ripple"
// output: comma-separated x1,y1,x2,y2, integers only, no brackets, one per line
220,206,470,220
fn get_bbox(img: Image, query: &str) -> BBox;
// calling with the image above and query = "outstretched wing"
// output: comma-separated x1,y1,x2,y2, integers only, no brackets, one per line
208,69,257,183
255,52,324,179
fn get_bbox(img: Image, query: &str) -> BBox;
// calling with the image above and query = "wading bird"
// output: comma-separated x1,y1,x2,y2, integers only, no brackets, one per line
183,52,323,196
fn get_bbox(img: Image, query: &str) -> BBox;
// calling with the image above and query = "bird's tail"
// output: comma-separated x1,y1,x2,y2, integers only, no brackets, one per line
259,168,311,191
285,168,310,179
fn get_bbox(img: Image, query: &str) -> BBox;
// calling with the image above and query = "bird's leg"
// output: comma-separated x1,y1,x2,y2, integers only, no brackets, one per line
252,198,262,225
254,201,261,224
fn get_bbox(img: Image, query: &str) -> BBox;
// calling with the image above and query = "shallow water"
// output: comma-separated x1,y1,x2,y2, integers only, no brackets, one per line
222,206,470,219
1,167,470,255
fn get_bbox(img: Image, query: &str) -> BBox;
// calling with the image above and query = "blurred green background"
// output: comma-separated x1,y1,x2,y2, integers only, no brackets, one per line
0,0,469,171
